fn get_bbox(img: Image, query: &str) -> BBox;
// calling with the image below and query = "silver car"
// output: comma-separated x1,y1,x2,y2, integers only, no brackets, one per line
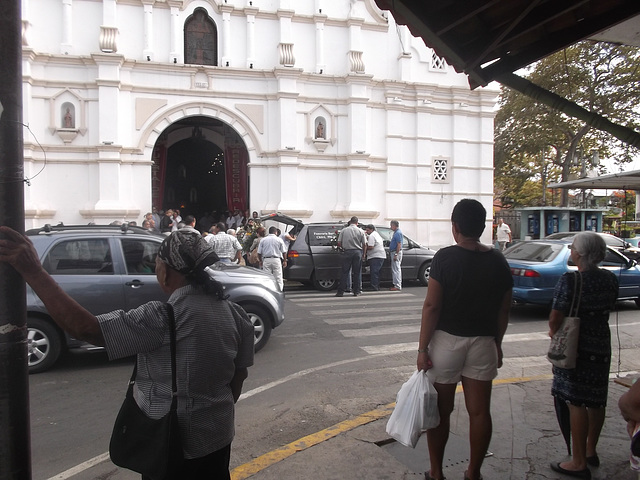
25,224,285,373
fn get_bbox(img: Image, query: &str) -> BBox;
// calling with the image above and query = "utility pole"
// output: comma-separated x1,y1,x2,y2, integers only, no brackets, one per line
0,1,31,479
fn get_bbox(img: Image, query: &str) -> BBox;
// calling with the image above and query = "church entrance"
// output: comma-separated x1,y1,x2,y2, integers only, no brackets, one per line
151,116,249,230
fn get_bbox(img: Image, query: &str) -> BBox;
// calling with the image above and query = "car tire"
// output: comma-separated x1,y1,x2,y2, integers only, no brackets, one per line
312,273,337,291
241,304,272,352
27,318,63,374
635,298,640,308
418,261,431,286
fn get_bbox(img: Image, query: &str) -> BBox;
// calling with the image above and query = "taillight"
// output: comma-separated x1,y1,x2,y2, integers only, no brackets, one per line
288,250,299,258
510,267,540,278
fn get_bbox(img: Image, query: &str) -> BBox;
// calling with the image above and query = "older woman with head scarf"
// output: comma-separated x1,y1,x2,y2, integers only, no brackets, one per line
548,232,618,479
0,227,254,479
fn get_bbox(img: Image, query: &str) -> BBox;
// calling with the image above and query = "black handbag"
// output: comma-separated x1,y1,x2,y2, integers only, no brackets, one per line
109,304,183,480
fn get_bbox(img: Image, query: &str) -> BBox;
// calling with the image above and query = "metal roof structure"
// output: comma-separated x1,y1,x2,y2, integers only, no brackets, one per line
549,170,640,190
373,0,640,89
373,0,640,148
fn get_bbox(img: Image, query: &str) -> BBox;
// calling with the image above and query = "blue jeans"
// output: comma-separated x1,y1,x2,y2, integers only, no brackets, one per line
339,249,362,293
368,257,384,290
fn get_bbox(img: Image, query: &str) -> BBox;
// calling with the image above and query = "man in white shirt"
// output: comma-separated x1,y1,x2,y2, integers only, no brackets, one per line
206,222,243,263
364,224,386,291
496,218,512,251
257,226,287,291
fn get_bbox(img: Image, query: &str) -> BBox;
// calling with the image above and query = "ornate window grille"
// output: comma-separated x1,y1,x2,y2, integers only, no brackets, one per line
432,158,449,183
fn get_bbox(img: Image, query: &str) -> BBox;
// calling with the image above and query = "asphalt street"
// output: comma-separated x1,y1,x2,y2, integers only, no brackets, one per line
28,283,640,480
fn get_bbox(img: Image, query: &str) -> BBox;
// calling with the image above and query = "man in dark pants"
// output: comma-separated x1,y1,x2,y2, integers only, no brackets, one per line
336,216,367,297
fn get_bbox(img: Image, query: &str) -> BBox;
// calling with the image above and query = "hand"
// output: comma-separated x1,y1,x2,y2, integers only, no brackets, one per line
0,226,44,278
417,351,433,372
496,342,504,369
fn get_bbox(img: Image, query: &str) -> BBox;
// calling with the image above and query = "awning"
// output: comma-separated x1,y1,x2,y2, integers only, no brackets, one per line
548,170,640,190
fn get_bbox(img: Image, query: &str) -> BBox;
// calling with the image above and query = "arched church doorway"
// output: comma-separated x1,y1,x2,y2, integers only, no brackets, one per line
151,116,249,230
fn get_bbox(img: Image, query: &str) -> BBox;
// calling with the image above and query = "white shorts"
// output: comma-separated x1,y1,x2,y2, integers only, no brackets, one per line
427,330,498,384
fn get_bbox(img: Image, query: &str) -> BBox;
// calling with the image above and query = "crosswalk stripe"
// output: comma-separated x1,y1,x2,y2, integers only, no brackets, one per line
340,325,420,337
288,293,415,302
312,307,422,316
296,299,416,308
324,314,419,325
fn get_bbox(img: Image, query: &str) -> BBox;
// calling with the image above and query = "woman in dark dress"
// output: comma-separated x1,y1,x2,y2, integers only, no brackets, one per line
549,232,618,479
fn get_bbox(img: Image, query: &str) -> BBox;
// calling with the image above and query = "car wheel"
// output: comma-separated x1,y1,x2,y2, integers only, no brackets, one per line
241,304,272,352
635,298,640,308
312,273,337,291
27,318,63,374
418,261,431,286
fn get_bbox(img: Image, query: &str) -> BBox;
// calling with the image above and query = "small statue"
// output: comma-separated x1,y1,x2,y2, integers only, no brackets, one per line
316,121,325,139
64,108,73,128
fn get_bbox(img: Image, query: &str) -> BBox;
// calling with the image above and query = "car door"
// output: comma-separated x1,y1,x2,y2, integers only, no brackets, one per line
41,237,127,315
600,248,640,299
307,224,344,282
116,237,169,309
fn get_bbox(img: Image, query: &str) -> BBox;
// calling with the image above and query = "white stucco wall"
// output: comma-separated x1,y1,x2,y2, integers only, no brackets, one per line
21,0,498,248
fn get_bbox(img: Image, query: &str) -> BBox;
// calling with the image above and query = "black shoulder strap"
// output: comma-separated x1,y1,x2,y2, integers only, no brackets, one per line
126,303,178,412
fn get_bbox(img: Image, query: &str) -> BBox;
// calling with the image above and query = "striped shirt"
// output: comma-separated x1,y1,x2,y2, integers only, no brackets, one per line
206,232,242,260
98,285,255,458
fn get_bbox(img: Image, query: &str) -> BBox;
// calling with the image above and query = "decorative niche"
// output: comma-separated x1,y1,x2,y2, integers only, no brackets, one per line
49,89,87,143
306,105,336,153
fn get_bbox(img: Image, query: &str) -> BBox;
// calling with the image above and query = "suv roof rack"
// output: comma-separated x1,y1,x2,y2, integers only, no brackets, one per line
26,224,154,236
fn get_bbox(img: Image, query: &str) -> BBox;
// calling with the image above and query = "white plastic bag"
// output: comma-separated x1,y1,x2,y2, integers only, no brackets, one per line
385,370,440,448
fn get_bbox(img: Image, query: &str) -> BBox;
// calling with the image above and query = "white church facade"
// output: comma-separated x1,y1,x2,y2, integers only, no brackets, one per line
20,0,497,247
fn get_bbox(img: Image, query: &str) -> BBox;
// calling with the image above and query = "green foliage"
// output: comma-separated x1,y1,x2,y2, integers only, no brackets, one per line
495,41,640,206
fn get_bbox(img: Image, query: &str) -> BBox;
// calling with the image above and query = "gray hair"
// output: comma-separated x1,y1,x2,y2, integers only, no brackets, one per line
572,232,606,269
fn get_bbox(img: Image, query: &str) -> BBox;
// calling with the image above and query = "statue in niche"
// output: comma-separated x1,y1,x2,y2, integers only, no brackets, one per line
63,107,74,128
316,120,325,139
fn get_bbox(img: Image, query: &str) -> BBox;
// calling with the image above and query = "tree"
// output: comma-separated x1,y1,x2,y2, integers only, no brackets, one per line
495,41,640,207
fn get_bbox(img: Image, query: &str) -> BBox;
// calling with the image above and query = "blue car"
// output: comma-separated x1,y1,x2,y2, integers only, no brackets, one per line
504,239,640,307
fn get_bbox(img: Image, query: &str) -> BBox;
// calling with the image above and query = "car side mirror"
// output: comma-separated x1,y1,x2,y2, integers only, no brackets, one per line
629,259,637,268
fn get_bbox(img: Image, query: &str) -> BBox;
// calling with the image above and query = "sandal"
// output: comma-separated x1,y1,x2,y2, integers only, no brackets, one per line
425,473,445,480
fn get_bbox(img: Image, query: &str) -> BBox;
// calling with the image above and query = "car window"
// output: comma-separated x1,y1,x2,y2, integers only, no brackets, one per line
504,242,564,262
43,239,113,274
307,225,341,247
121,239,159,274
601,249,627,266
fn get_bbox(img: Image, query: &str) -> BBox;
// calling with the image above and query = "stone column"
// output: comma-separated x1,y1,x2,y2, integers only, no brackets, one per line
246,5,258,69
100,0,118,53
142,1,154,61
314,13,326,74
92,53,124,211
274,67,303,212
169,1,180,63
61,0,73,54
221,5,233,66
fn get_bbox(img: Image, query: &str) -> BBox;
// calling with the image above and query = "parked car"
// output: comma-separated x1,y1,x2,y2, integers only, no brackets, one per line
504,238,640,307
545,231,640,260
260,213,436,291
25,224,285,373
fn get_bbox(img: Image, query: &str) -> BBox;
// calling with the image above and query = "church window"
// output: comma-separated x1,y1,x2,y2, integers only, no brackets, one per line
184,8,218,66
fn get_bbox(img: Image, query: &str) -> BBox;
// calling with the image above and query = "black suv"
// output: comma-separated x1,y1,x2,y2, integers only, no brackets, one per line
261,213,436,291
25,224,285,373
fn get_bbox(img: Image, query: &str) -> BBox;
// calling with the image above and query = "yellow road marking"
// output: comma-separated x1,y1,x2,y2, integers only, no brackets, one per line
231,402,394,479
231,374,553,479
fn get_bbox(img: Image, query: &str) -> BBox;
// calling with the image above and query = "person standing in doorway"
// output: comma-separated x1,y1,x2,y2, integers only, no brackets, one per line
364,224,385,291
389,220,403,291
496,218,512,251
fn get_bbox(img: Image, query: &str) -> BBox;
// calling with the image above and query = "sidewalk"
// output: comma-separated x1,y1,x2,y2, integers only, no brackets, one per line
232,365,640,480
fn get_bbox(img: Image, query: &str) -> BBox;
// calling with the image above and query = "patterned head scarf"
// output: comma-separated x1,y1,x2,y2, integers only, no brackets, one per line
157,230,219,275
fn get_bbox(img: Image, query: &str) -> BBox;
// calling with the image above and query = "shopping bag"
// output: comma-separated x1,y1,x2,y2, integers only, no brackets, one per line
386,370,440,448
